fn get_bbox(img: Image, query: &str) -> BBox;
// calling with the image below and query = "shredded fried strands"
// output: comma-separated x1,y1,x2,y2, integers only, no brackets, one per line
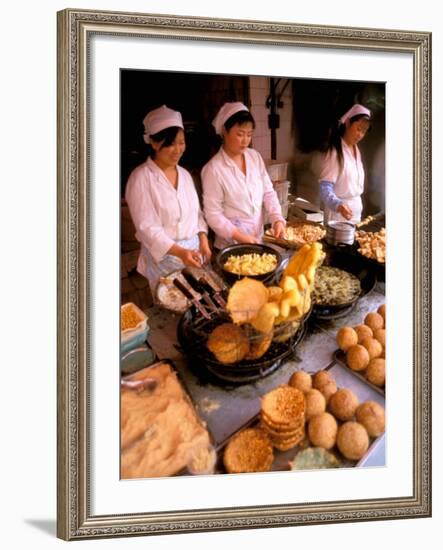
355,228,386,264
312,266,361,306
282,224,326,244
224,253,277,275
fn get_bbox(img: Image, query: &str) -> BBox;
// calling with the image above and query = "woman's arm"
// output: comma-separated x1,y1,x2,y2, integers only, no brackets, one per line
256,152,286,237
125,168,175,263
319,180,341,210
319,181,352,220
167,243,203,268
198,232,212,264
201,164,238,240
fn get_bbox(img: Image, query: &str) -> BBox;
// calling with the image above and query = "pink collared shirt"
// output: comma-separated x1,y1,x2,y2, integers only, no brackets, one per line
125,157,207,267
201,147,284,249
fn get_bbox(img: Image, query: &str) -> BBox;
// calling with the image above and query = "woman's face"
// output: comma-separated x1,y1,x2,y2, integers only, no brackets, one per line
152,129,186,168
343,117,370,146
223,122,254,155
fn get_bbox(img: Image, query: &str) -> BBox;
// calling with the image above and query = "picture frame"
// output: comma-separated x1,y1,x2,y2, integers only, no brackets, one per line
57,8,431,541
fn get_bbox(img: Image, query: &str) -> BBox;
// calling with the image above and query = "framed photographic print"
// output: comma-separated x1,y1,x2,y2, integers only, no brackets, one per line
57,8,431,540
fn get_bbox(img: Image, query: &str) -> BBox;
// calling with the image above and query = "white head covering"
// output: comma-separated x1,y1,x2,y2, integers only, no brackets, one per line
212,102,249,135
143,105,184,144
339,104,371,126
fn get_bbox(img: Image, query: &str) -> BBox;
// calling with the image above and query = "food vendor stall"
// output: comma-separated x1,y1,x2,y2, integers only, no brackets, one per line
120,219,386,478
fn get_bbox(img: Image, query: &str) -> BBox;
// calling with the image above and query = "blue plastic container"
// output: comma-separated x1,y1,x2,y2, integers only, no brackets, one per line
121,302,149,356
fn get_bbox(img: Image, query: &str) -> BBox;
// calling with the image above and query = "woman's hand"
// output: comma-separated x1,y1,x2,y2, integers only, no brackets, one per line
338,203,353,221
177,248,203,268
272,220,286,239
168,243,203,268
232,229,258,244
198,235,212,265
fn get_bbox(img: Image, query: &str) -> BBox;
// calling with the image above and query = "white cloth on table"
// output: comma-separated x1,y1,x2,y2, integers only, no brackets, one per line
201,147,285,249
125,157,207,291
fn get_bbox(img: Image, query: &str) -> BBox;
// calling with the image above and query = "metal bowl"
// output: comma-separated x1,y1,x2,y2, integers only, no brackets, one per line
326,221,356,246
215,243,283,285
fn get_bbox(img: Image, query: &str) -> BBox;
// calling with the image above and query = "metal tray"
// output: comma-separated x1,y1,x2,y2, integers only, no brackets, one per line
215,360,385,473
334,349,385,396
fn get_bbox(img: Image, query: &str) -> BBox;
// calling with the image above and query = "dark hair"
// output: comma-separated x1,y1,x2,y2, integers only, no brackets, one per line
148,126,184,157
224,110,256,132
329,113,371,170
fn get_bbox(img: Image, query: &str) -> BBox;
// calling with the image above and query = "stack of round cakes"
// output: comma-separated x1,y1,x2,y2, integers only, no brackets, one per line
260,386,306,451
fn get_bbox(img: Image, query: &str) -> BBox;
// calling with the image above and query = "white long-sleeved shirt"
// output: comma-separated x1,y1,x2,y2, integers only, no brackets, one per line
201,147,284,249
125,157,207,270
312,140,365,223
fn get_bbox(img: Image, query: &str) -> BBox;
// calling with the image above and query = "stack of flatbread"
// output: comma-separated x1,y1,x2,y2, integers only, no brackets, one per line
260,386,306,451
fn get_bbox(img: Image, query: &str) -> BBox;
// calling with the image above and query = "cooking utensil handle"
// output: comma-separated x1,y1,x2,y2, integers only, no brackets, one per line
197,277,226,307
172,278,211,319
121,377,158,391
181,269,221,312
181,268,203,291
212,292,226,308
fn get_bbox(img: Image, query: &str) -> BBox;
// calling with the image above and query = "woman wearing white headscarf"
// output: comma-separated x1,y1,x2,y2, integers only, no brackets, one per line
201,102,285,250
317,103,372,224
125,105,211,294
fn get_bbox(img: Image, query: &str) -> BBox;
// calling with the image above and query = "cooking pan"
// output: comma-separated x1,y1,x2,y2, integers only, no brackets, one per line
176,307,308,384
311,245,377,317
215,243,282,285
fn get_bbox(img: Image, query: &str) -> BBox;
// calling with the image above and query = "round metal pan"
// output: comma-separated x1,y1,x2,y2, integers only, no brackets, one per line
215,243,283,285
176,308,308,384
311,245,377,317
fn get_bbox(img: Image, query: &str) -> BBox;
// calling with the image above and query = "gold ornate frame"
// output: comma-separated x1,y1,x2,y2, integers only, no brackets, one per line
57,8,432,540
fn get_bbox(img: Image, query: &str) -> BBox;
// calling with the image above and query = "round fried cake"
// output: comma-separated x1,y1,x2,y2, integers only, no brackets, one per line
289,447,340,470
223,428,274,474
260,414,303,436
206,323,250,364
244,332,273,360
261,386,305,426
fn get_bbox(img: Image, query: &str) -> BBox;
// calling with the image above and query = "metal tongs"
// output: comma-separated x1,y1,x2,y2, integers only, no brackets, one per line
172,277,211,319
181,269,221,312
182,268,227,309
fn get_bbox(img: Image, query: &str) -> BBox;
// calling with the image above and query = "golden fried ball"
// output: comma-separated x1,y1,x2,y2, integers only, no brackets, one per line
312,371,337,402
308,412,338,450
336,327,358,351
360,337,383,359
373,328,386,348
346,344,370,372
364,312,384,332
329,388,359,421
366,358,386,386
288,371,312,393
304,389,326,421
377,304,386,323
312,370,332,389
356,401,385,437
354,324,373,343
336,422,369,460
